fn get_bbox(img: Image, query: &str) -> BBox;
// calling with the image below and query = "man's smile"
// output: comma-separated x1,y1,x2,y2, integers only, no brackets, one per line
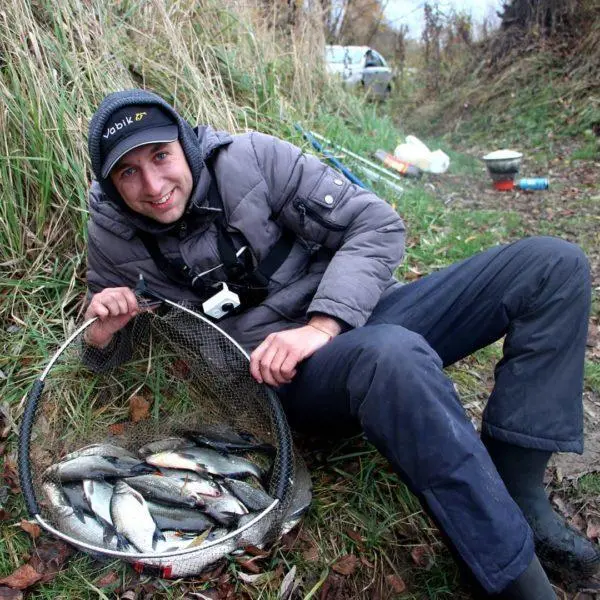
149,189,175,207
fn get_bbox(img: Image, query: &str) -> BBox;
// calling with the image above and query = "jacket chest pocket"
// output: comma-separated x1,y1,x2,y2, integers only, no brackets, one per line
293,169,349,243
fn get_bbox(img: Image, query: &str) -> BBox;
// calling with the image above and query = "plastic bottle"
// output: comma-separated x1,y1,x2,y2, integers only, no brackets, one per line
373,150,422,178
517,178,549,190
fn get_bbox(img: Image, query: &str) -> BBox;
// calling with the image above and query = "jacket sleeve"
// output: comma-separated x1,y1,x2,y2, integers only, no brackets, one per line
250,132,405,329
83,186,139,371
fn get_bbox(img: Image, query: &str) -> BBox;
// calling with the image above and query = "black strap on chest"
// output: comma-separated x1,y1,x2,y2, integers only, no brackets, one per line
137,156,294,306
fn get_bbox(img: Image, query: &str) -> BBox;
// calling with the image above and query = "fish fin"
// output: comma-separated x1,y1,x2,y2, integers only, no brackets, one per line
115,533,130,550
102,524,118,545
133,463,156,474
73,507,86,523
152,528,166,549
178,451,196,459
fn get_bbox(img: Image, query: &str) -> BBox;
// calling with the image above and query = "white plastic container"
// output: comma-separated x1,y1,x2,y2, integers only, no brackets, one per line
394,135,450,174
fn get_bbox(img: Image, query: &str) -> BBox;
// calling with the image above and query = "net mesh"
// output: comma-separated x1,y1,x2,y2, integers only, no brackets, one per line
23,299,305,577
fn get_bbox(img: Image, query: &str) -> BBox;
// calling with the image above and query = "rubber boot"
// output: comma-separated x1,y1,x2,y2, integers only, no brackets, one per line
482,435,600,581
488,555,556,599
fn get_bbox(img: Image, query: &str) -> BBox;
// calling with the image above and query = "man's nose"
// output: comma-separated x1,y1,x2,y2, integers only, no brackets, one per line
141,167,163,196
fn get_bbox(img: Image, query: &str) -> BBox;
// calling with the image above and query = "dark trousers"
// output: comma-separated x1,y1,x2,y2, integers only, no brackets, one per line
278,236,591,593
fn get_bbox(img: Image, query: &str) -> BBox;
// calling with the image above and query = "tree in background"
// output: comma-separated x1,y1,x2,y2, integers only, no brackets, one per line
422,2,443,95
499,0,578,36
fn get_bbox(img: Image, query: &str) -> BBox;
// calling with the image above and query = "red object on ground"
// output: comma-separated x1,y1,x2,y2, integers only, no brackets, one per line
493,179,515,191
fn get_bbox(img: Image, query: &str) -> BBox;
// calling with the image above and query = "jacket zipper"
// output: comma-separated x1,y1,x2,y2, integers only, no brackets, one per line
294,200,345,231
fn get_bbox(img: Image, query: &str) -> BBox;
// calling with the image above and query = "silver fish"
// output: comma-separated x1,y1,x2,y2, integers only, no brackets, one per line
62,443,136,462
125,473,221,508
110,481,163,552
145,448,262,480
222,478,276,511
157,467,210,483
206,527,229,542
281,459,313,535
199,482,248,526
146,501,214,532
46,455,155,482
182,447,264,480
138,437,195,458
59,483,90,517
53,504,121,550
82,480,114,526
154,530,202,553
182,425,275,454
42,480,71,511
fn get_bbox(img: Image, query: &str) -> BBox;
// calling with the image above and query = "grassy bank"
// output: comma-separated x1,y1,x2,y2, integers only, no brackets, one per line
1,1,599,599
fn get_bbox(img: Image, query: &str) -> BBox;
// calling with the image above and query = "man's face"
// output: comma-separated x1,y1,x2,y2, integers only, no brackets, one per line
110,141,193,224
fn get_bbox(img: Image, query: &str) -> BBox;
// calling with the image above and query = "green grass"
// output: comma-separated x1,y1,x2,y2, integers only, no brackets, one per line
1,1,600,598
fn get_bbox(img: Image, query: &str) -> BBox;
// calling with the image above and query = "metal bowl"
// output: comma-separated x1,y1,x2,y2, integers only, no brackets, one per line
482,150,523,175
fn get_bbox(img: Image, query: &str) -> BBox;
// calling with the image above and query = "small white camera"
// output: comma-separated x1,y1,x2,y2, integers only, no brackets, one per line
202,283,241,320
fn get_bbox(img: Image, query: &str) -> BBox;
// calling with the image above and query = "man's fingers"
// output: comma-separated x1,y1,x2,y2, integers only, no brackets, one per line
268,349,292,386
279,354,299,382
250,337,272,383
259,344,282,387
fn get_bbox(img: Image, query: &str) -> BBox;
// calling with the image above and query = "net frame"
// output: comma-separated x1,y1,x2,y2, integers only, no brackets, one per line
18,291,297,577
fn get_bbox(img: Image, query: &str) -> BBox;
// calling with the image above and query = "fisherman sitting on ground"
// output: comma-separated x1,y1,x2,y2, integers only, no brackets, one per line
83,89,600,599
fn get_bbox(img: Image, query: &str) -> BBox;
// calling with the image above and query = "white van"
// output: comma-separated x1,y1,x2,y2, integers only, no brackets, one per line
325,45,393,99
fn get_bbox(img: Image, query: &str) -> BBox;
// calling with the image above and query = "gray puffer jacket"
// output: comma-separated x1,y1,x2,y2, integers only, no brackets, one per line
87,91,406,351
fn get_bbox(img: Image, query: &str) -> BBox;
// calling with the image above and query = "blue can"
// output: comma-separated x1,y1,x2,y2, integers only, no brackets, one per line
518,178,549,190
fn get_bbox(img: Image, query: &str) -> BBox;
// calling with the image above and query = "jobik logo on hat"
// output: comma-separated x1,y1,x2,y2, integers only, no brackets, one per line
100,105,178,178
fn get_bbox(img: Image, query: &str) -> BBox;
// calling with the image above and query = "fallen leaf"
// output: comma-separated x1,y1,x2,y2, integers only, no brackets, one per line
360,555,375,569
302,545,319,562
195,562,226,583
331,554,358,576
31,539,74,583
345,529,364,549
386,574,407,593
2,460,20,494
236,558,261,575
237,572,264,584
242,545,269,557
319,572,345,599
279,565,297,600
129,395,151,423
95,571,119,588
0,565,43,590
108,423,126,436
190,590,220,600
279,528,301,551
411,545,434,570
19,520,41,539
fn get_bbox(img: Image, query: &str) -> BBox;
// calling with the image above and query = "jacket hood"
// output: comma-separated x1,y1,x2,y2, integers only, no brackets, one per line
87,89,232,234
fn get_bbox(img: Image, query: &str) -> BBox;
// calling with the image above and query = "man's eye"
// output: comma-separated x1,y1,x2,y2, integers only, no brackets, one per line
155,151,168,161
121,167,136,178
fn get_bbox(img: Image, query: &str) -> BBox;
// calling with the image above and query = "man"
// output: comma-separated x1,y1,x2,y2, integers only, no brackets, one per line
84,89,598,598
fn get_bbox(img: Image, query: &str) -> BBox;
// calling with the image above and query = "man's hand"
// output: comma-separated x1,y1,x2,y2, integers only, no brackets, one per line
250,315,341,386
83,287,139,349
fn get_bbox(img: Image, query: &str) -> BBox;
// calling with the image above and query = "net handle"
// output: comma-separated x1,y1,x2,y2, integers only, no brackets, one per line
266,387,293,501
18,379,45,516
18,318,98,517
